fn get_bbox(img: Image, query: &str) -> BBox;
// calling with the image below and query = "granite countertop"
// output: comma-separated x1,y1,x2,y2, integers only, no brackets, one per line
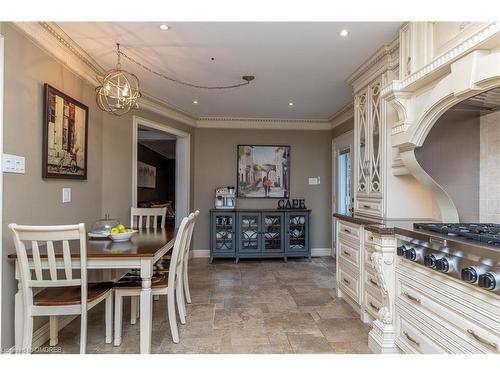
332,213,420,235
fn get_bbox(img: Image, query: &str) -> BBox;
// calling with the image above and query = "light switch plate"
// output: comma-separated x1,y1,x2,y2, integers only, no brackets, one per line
3,154,25,174
308,177,321,185
62,188,71,203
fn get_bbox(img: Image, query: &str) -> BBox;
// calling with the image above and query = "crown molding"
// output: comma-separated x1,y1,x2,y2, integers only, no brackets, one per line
328,102,353,129
196,117,332,131
12,21,198,127
345,37,399,93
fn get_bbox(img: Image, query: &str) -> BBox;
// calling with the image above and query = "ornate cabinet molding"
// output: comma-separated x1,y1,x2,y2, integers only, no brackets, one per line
367,234,399,353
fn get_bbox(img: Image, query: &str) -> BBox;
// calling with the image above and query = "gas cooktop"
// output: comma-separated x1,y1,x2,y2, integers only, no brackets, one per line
414,223,500,248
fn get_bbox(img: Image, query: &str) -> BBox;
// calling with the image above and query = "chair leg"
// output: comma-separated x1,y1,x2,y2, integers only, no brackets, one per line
22,314,33,354
176,283,187,325
167,292,179,343
183,261,192,304
80,310,87,354
49,316,58,346
114,293,123,346
130,296,138,325
105,295,113,344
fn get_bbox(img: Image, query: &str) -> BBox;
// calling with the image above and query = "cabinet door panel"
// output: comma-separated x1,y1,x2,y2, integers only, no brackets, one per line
212,213,236,255
370,80,382,195
262,213,284,254
238,213,261,253
286,212,309,254
356,91,369,194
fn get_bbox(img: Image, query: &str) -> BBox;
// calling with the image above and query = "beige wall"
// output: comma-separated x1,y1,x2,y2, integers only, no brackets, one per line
480,111,500,223
0,23,196,349
193,128,332,250
1,23,105,348
415,109,481,222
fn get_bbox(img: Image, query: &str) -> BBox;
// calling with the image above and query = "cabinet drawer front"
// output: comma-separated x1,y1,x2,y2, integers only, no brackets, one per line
396,310,448,354
397,273,500,353
355,199,383,217
364,289,383,319
338,266,360,302
364,267,382,293
338,221,361,242
338,240,360,268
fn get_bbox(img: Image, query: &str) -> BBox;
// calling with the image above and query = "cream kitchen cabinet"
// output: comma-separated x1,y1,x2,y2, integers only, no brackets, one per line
354,77,386,219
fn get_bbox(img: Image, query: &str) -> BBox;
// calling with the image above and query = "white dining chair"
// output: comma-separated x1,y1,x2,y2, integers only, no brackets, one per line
130,207,167,229
181,210,199,307
113,214,194,345
9,223,113,354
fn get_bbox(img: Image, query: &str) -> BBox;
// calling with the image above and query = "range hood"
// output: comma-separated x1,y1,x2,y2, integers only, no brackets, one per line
454,86,500,112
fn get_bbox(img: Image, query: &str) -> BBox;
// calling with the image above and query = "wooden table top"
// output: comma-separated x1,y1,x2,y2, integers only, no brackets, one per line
8,227,176,260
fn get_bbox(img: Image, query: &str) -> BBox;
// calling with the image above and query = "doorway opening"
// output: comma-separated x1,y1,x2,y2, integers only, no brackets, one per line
337,148,352,215
132,116,190,228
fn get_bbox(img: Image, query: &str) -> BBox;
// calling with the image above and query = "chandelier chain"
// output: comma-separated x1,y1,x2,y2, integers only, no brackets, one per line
118,49,252,90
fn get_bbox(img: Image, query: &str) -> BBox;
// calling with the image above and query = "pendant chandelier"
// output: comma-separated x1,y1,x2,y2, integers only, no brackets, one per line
96,43,141,116
96,43,255,116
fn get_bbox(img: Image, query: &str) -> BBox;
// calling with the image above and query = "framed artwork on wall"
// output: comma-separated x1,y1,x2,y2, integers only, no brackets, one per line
237,145,290,198
43,84,89,179
138,161,157,189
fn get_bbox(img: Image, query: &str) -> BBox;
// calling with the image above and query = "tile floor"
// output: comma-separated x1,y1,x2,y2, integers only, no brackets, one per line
43,257,372,354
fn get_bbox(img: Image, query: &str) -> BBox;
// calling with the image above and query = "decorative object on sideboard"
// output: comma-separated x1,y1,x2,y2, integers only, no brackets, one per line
43,84,89,179
95,43,255,116
137,161,156,188
277,198,306,210
237,145,290,198
214,186,236,209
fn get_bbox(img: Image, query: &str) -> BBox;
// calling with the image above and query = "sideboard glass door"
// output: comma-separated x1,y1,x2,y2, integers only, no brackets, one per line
238,213,261,254
262,213,284,254
286,213,309,255
212,213,236,255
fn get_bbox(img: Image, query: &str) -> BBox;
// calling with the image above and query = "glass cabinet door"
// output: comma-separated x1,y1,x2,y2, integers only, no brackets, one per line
370,80,381,194
213,213,235,253
357,91,369,194
287,213,308,251
262,213,284,253
239,213,260,253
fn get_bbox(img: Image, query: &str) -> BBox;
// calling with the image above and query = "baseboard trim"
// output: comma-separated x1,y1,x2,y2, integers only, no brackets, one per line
32,315,76,350
191,248,332,258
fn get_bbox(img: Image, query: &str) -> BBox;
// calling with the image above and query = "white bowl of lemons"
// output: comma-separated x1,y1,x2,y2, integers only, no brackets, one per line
108,224,137,242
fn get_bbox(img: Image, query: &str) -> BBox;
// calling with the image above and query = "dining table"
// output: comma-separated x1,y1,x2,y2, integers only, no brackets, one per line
8,227,176,354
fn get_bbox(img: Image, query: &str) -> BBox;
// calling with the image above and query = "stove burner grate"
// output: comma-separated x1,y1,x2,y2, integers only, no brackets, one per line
414,223,500,247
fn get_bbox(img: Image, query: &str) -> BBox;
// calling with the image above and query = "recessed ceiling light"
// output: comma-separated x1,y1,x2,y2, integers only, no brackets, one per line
159,24,170,31
338,29,350,37
288,102,294,106
192,100,199,105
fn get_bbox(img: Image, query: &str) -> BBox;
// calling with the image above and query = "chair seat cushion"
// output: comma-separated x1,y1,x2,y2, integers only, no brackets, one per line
34,282,113,306
113,271,168,289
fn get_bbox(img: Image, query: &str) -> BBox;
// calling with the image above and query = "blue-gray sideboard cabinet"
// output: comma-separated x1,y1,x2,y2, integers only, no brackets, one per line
210,209,311,263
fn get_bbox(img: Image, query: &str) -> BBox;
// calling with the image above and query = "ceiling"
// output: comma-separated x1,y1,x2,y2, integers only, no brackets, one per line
58,22,402,119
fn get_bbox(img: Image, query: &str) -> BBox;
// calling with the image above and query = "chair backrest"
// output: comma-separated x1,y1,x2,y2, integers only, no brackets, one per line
9,223,88,309
167,214,194,288
130,207,167,229
183,210,199,259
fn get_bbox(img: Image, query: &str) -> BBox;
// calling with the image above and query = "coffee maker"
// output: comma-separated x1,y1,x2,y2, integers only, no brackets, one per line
215,186,236,209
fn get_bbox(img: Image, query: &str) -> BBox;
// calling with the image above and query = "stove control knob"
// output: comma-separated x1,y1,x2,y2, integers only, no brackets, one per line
461,267,479,283
478,273,499,291
435,257,454,273
424,254,437,268
397,245,407,257
404,247,416,260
